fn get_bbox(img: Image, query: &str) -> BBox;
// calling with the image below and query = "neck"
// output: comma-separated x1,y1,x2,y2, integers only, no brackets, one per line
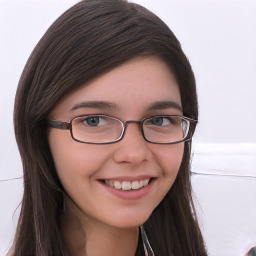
84,224,139,256
60,198,139,256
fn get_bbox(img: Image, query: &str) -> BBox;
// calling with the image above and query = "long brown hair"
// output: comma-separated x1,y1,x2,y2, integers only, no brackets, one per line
12,0,207,255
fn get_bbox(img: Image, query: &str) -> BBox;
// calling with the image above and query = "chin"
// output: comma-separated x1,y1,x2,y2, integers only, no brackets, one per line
105,210,153,230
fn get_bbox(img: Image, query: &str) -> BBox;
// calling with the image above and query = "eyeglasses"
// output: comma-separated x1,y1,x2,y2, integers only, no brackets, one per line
48,114,197,144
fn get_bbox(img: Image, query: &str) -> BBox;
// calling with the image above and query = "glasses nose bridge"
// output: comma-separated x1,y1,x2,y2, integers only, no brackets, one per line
123,120,143,133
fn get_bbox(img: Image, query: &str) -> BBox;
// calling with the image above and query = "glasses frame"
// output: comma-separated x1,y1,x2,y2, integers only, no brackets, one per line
47,114,197,145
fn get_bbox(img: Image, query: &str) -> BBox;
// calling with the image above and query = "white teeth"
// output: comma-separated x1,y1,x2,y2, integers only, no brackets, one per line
143,179,150,186
122,181,132,190
114,180,122,189
131,181,140,190
105,179,151,191
109,180,114,187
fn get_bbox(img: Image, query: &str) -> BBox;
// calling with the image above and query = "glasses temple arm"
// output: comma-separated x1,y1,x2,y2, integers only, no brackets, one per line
47,120,70,130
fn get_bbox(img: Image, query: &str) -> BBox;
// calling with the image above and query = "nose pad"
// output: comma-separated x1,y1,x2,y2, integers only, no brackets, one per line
112,123,152,165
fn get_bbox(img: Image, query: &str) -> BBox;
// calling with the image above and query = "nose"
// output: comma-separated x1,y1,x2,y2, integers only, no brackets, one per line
112,123,152,165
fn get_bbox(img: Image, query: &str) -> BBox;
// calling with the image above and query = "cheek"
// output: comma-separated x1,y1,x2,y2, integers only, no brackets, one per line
147,143,184,212
154,143,184,180
48,129,108,183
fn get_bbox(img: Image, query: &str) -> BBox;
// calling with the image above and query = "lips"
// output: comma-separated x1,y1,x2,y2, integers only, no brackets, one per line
104,179,150,191
98,176,156,200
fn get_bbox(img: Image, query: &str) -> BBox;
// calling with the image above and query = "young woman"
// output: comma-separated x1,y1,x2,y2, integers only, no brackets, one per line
11,0,207,255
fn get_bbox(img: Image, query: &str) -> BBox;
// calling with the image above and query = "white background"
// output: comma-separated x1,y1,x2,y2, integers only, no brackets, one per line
0,0,255,255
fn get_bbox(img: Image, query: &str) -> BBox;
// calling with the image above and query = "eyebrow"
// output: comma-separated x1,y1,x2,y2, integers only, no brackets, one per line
147,100,183,112
70,101,119,112
70,100,182,113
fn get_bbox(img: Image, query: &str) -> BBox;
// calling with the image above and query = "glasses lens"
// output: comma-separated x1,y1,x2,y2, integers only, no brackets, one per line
71,115,123,143
143,116,190,143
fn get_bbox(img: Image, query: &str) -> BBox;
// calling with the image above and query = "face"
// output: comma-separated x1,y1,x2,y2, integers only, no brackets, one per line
48,57,184,230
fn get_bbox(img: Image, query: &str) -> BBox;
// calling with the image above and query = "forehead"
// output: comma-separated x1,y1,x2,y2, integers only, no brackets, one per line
50,57,181,119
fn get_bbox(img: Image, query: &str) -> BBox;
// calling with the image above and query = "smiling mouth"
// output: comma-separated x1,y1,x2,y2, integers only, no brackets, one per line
103,178,153,191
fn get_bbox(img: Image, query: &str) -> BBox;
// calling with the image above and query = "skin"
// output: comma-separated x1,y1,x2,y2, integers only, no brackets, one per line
48,57,184,256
